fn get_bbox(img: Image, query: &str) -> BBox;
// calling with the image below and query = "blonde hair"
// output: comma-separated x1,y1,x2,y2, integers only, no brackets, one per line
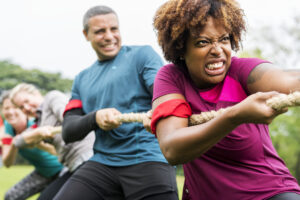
10,83,41,103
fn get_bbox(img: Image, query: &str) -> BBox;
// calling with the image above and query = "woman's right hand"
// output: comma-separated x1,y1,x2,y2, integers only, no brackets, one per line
230,91,288,125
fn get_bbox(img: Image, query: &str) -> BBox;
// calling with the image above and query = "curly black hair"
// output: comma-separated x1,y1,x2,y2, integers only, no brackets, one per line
153,0,246,66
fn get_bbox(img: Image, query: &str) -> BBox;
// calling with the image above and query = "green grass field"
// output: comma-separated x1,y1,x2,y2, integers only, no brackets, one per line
0,165,184,200
0,165,39,200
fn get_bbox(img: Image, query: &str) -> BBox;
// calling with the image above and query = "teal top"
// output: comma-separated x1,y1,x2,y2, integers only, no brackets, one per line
71,45,167,166
4,120,63,177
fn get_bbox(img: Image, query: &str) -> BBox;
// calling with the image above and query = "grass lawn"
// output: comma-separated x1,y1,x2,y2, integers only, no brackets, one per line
0,165,185,200
176,174,184,199
0,165,39,200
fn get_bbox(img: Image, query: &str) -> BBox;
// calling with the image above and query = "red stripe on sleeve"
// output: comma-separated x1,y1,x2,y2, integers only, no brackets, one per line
150,99,192,136
63,99,83,116
1,137,13,145
30,123,38,129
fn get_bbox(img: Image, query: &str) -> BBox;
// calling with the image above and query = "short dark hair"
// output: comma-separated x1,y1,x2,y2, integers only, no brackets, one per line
83,5,117,33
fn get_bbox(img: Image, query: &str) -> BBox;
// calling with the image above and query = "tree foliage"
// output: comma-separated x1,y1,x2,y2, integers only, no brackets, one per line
242,14,300,69
0,60,73,165
270,108,300,181
0,60,73,94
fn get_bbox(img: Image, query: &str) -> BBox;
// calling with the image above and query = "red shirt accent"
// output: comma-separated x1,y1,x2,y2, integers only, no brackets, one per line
0,117,3,127
150,99,192,135
1,137,13,145
63,99,83,116
30,123,38,129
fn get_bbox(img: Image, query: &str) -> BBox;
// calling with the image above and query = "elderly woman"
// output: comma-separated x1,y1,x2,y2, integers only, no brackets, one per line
152,0,300,199
0,91,63,200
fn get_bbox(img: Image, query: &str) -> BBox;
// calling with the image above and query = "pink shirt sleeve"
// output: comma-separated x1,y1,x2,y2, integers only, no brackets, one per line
152,64,185,102
229,57,270,94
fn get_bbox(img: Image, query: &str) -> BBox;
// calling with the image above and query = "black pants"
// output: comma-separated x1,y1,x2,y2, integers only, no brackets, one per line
269,192,300,200
54,161,178,200
38,171,73,200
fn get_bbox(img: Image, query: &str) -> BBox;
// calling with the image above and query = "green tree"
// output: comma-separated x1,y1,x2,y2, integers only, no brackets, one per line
0,60,73,94
242,14,300,69
270,107,300,181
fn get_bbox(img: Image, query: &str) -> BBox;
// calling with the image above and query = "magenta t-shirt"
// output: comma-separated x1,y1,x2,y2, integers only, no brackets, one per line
153,57,300,200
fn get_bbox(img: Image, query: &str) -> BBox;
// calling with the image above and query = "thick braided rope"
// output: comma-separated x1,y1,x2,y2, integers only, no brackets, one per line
0,127,62,146
20,92,299,141
266,91,300,110
189,108,227,126
115,91,300,126
51,126,63,136
115,113,148,123
190,91,300,126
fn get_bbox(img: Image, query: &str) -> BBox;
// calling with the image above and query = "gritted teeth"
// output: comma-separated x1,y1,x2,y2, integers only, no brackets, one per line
206,62,223,70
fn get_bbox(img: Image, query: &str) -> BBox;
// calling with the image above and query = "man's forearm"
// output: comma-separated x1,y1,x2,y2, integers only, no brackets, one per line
62,109,98,143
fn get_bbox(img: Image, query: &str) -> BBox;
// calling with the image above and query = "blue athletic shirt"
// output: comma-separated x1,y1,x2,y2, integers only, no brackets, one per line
5,120,63,177
71,45,167,166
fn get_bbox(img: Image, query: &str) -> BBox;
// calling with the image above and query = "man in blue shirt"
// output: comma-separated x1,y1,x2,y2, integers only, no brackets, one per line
55,5,178,200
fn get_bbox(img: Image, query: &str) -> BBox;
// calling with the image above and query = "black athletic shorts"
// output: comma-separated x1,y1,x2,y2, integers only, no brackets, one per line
268,192,300,200
54,161,178,200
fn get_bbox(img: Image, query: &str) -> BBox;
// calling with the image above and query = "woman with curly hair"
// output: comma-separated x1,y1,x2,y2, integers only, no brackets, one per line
152,0,300,199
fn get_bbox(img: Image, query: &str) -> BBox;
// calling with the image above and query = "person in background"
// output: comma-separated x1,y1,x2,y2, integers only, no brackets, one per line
9,84,95,200
0,116,4,167
151,0,300,199
0,91,63,200
0,116,3,128
54,5,178,200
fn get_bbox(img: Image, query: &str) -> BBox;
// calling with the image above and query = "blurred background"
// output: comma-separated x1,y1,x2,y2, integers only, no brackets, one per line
0,0,300,199
0,0,299,78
